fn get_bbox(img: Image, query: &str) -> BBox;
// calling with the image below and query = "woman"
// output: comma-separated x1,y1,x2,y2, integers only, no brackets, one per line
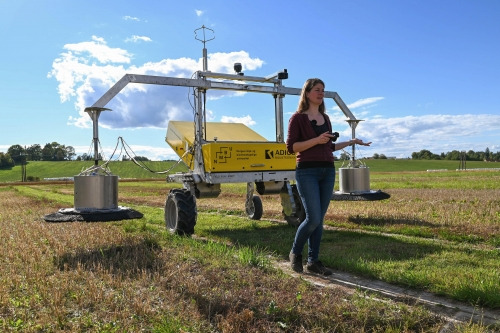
286,78,371,275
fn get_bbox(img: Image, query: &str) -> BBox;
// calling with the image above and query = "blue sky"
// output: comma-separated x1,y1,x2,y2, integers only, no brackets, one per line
1,0,499,161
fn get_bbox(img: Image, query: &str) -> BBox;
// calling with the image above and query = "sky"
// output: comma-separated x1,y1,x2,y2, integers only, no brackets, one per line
1,0,500,162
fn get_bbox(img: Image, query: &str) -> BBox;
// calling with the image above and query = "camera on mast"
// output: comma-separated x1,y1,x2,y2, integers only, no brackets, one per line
233,62,244,76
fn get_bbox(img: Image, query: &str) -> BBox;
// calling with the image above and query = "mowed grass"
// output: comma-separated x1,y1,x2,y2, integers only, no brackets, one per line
193,184,500,308
1,164,500,331
0,187,450,332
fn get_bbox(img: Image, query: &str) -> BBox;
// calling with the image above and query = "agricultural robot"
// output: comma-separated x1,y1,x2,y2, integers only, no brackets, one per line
84,27,371,235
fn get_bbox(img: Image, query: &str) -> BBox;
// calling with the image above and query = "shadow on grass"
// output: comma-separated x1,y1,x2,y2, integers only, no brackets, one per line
347,215,439,227
54,237,162,277
202,222,444,264
202,223,454,298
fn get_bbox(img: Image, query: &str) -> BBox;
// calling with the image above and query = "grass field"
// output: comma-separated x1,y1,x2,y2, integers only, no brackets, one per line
0,160,187,182
1,161,499,331
1,159,499,183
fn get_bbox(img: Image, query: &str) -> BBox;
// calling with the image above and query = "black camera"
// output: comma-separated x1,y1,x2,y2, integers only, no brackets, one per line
330,132,339,142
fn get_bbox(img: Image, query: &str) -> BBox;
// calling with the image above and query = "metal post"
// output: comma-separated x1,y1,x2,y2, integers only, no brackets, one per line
193,72,205,175
274,90,285,142
346,119,363,167
193,25,215,175
92,111,99,166
84,107,111,167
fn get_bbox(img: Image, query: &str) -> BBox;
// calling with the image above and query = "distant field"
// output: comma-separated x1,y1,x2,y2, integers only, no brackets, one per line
359,158,500,172
1,159,499,182
0,160,188,182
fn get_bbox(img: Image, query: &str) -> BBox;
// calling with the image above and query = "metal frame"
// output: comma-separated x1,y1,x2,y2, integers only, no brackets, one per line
90,72,358,183
86,31,365,220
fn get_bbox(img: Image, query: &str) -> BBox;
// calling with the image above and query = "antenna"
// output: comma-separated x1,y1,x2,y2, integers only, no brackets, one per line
194,25,215,71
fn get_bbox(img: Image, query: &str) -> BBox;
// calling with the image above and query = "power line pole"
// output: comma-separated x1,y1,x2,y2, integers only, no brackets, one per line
458,151,467,170
20,146,27,182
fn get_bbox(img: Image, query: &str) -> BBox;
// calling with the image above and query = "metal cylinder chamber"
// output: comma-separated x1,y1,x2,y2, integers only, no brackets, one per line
338,167,370,194
74,175,118,210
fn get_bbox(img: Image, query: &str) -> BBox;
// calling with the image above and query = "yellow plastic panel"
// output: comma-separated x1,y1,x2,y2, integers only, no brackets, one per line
166,121,296,172
204,122,268,141
202,142,295,172
165,121,195,167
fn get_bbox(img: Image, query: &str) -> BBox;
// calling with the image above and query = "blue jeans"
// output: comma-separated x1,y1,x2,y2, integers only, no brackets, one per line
291,167,335,263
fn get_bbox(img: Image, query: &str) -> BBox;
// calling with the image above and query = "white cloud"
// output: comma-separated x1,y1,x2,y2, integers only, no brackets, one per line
326,95,500,158
123,16,140,21
221,115,256,126
125,35,152,43
48,37,264,130
348,97,384,109
116,144,178,161
330,96,384,116
195,10,203,16
328,96,380,125
338,113,500,158
62,36,131,64
208,51,263,72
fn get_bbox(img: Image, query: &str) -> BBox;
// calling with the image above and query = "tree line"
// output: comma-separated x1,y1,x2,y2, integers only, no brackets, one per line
0,142,150,168
1,143,76,167
2,143,498,169
410,148,500,161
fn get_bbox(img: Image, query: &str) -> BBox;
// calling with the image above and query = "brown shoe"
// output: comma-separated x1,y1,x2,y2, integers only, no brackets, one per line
306,261,332,276
289,252,303,273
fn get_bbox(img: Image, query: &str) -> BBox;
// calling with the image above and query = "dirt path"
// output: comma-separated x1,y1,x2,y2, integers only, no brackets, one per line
274,260,500,329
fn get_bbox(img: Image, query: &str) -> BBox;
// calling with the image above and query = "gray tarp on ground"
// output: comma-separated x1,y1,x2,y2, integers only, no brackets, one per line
43,207,143,222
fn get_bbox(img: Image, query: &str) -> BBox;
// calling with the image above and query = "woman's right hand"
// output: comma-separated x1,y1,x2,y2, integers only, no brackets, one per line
317,132,335,145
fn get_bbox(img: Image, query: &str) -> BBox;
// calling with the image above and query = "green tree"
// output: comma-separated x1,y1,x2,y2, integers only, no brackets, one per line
76,152,103,161
26,144,43,161
41,143,55,161
55,149,65,161
445,150,461,160
339,152,350,160
41,142,75,161
412,149,440,160
7,145,26,164
485,147,491,161
77,153,92,161
65,146,76,161
466,150,480,161
493,151,500,161
0,152,15,168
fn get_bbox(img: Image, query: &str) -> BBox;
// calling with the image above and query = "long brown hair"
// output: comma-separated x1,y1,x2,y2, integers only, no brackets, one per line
297,78,326,114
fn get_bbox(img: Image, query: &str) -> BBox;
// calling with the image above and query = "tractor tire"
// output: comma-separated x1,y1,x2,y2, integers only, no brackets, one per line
283,184,305,227
165,188,197,236
246,195,263,220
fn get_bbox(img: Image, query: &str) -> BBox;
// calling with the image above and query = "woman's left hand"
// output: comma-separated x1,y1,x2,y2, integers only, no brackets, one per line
352,138,372,146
